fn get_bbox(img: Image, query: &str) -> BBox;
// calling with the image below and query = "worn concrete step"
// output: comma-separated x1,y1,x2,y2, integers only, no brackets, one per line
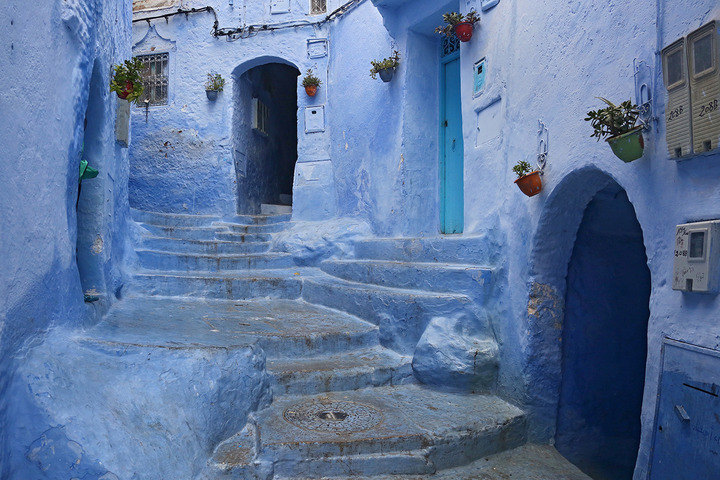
139,236,271,255
136,249,295,271
213,222,289,234
267,346,413,396
227,213,292,225
280,444,593,480
353,236,501,265
215,232,274,243
208,385,525,478
320,259,495,297
128,270,303,301
131,208,220,227
139,224,227,241
302,274,474,354
92,297,379,359
262,203,292,215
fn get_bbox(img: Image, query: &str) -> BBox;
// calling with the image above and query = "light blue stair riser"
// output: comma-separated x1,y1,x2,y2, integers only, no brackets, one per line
136,250,295,271
320,260,495,298
140,224,225,241
271,451,436,478
219,222,288,234
215,232,273,243
354,237,501,265
139,237,271,255
129,274,303,300
227,213,291,225
131,209,220,227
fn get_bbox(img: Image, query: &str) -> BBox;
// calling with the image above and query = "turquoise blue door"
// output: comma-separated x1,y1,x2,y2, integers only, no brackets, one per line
440,56,464,234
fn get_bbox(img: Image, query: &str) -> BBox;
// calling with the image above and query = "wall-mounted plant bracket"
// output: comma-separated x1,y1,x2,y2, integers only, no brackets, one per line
634,58,657,132
537,119,549,175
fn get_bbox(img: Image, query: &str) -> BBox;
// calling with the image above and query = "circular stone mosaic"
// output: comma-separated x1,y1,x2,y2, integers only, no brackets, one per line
282,400,384,434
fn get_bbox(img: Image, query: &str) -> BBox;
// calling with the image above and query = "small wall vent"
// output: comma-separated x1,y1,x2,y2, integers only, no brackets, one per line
310,0,326,15
252,98,270,137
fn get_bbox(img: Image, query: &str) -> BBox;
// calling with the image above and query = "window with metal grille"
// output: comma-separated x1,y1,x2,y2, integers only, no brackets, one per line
442,34,460,58
135,52,169,105
310,0,327,15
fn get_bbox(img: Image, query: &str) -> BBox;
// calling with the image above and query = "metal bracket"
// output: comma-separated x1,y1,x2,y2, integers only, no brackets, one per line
537,119,549,174
634,58,656,132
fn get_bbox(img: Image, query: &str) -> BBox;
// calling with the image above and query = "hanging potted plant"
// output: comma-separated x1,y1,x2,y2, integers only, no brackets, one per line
370,51,401,83
204,72,225,101
585,97,644,163
110,58,145,104
302,69,322,97
435,10,481,42
513,160,543,197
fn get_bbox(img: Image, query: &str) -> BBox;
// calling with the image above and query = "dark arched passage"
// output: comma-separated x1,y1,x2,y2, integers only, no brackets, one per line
232,59,300,214
556,181,650,479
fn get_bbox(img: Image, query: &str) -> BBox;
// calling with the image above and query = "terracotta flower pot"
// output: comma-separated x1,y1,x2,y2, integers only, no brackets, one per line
118,80,134,100
514,171,543,197
454,22,474,42
606,126,645,163
305,85,318,97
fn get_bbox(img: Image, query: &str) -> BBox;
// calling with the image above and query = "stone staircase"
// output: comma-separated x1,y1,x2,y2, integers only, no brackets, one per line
118,210,526,478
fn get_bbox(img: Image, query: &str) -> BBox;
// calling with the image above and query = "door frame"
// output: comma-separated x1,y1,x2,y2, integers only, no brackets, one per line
439,48,463,234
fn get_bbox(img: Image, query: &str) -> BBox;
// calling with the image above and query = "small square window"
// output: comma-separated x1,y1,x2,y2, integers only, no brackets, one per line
689,231,706,260
666,49,684,86
693,34,714,76
135,52,169,106
310,0,327,15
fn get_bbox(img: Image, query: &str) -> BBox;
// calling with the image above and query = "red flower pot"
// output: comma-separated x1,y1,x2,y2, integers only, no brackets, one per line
305,85,318,97
454,22,474,42
118,81,134,100
514,171,543,197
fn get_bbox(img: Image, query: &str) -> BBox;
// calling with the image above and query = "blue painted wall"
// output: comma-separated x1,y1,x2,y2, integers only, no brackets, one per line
556,183,650,479
0,0,134,475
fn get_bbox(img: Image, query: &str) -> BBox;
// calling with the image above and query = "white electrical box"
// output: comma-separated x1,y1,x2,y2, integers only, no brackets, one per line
673,220,720,293
304,105,325,133
688,21,720,154
662,38,693,159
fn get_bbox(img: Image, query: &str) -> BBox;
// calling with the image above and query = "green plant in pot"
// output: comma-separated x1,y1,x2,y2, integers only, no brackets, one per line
370,51,400,83
585,97,644,162
435,10,481,42
110,58,145,104
513,160,543,197
204,72,225,101
302,69,322,97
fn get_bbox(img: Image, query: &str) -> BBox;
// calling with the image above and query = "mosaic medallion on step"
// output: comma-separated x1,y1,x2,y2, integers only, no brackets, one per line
282,400,384,434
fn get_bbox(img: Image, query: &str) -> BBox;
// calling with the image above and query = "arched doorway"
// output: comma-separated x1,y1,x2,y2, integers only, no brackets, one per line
555,181,650,479
232,60,300,214
526,166,650,479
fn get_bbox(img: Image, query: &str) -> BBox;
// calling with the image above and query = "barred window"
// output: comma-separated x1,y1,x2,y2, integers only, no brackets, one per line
310,0,327,15
135,52,169,105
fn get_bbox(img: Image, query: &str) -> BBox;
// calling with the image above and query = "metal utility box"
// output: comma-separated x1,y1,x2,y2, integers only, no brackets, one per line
650,339,720,479
672,220,720,293
688,21,720,153
662,39,693,159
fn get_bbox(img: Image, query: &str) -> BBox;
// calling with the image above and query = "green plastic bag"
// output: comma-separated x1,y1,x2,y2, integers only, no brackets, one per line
79,159,99,181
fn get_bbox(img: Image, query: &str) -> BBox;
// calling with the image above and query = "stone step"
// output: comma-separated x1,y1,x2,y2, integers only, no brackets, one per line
213,222,289,234
278,444,593,480
207,385,526,478
267,346,413,396
136,249,295,271
128,270,304,301
302,274,474,354
353,236,501,265
262,203,293,215
228,213,292,225
139,236,272,255
215,232,274,243
320,259,495,297
93,297,379,359
131,208,220,227
139,224,227,241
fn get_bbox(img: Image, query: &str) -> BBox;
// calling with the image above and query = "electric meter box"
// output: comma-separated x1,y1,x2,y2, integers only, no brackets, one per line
688,21,720,154
662,38,693,159
672,220,720,293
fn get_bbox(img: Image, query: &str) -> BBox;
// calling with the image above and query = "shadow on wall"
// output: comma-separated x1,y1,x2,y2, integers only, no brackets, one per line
232,62,300,214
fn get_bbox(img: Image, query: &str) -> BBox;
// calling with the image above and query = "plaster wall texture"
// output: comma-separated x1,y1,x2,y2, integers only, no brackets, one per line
0,0,135,475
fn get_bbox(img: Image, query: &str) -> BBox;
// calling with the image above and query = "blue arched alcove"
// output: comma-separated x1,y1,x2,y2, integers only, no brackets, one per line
526,166,650,478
